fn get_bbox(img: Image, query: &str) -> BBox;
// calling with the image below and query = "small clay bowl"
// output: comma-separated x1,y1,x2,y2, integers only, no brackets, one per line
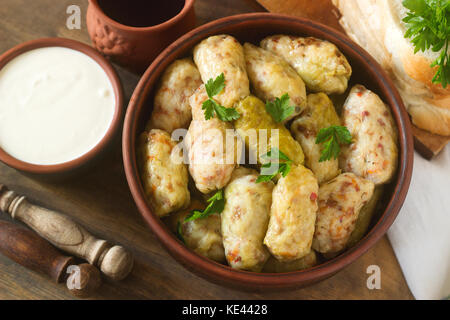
0,38,123,176
123,13,414,291
87,0,196,73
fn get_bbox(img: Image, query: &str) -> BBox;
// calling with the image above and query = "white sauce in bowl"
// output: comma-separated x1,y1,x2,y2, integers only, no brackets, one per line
0,47,115,165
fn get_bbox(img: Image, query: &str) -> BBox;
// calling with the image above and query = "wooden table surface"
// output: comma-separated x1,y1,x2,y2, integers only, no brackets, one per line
0,0,413,300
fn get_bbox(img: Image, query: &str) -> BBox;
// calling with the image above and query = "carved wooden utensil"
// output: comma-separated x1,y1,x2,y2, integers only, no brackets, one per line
0,219,101,297
0,184,134,281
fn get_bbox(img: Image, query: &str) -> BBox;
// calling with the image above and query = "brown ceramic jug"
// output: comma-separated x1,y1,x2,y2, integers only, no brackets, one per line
87,0,196,73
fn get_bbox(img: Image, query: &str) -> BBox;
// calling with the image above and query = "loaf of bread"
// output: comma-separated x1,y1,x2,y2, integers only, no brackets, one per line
332,0,450,136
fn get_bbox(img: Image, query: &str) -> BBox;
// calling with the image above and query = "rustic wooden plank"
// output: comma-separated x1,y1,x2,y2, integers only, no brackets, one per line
195,0,266,25
257,0,345,32
413,126,450,160
0,0,413,300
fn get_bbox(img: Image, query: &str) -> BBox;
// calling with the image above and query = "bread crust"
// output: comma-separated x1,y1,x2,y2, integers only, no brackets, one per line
333,0,450,136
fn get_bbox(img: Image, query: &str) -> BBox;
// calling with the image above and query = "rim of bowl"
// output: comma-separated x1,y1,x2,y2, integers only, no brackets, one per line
0,37,124,175
88,0,195,32
123,13,414,288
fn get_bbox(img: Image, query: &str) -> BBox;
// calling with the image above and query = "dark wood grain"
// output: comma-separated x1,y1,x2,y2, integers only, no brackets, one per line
413,126,450,160
257,0,345,32
0,220,75,283
0,0,413,300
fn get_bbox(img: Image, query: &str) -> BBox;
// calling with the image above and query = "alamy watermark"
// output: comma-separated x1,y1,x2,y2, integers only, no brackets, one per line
66,265,81,290
66,5,81,30
366,265,381,290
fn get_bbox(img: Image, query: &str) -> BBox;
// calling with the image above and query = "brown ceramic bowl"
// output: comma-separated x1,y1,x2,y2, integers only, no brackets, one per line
0,38,123,176
123,13,413,290
87,0,197,73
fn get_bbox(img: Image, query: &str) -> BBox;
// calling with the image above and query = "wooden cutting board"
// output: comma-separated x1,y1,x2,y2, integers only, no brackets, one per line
257,0,449,159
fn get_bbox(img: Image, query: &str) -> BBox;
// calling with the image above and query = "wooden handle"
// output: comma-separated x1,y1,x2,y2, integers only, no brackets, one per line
0,184,133,281
0,220,102,297
0,219,74,283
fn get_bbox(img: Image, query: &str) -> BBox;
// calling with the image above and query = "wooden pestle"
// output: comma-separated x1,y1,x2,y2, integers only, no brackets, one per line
0,219,101,297
0,184,133,281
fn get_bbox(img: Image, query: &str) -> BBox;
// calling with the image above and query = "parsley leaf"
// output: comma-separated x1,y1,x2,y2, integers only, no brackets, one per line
184,190,225,222
256,148,293,183
205,73,226,97
202,99,215,120
265,93,295,122
210,99,241,121
315,125,352,162
402,0,450,88
202,73,240,121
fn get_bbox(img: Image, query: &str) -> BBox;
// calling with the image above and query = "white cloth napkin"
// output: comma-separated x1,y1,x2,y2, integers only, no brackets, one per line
387,146,450,300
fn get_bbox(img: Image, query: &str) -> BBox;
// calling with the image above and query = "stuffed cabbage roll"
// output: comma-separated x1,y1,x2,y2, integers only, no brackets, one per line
244,42,306,122
261,35,352,94
263,250,317,273
291,93,341,184
147,58,202,133
137,129,190,217
312,173,374,253
234,96,304,165
193,35,250,108
185,86,242,194
166,200,225,263
339,85,398,185
264,165,319,261
222,168,274,271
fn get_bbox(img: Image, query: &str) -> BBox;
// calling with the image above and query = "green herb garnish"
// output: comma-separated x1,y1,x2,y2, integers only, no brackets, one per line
256,148,293,183
402,0,450,88
265,93,295,123
202,73,240,121
315,125,352,162
184,190,225,222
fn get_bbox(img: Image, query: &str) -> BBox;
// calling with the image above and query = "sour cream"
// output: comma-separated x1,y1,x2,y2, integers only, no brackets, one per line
0,47,115,165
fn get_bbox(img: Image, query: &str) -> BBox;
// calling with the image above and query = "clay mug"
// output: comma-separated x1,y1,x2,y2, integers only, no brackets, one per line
87,0,196,73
